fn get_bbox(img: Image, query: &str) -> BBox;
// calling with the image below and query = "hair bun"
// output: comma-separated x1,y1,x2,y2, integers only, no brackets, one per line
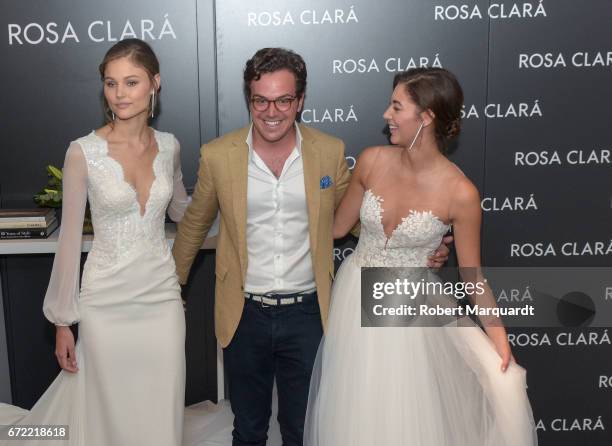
445,118,461,139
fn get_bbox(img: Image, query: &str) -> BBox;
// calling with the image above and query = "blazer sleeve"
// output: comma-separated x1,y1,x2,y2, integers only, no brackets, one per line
172,144,220,284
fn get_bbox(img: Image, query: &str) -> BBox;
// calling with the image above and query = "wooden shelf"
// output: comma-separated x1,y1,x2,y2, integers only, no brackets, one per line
0,223,217,255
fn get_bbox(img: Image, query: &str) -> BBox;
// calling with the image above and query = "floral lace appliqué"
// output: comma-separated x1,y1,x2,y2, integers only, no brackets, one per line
353,190,450,267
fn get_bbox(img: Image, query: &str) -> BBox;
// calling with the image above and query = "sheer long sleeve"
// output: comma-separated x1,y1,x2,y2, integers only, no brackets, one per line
42,142,88,326
167,137,191,223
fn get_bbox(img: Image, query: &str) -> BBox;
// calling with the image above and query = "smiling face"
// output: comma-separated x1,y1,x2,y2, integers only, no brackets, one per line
103,56,159,121
249,69,304,147
382,84,428,148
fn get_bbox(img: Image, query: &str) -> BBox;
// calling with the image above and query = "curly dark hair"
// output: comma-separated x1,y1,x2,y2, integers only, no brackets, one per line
243,48,307,102
393,68,463,153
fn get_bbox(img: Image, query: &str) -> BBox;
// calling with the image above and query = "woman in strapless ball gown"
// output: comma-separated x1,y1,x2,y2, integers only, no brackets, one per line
0,39,191,445
304,68,538,446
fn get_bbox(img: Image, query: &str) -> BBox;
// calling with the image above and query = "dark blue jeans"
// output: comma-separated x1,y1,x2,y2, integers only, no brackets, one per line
224,293,323,446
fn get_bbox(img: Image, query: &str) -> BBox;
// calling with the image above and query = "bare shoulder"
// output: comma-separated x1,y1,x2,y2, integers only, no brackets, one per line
352,146,393,186
355,145,389,169
450,171,480,206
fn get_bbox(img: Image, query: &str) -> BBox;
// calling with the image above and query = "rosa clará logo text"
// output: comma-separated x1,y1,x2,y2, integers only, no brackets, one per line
332,55,443,74
510,240,612,257
481,195,538,212
7,15,177,45
519,51,612,69
434,1,547,21
301,106,358,124
247,6,358,26
461,100,542,119
535,417,605,432
508,330,611,348
514,149,611,166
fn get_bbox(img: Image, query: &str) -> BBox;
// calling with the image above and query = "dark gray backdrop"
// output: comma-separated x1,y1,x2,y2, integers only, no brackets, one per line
1,1,611,445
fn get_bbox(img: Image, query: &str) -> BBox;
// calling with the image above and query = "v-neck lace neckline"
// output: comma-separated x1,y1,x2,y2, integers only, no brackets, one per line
92,129,161,217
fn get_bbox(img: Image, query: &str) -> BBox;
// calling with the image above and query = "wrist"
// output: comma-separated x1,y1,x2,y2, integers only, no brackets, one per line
484,325,507,339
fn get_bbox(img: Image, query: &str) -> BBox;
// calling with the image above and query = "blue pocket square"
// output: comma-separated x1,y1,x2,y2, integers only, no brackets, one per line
320,175,333,189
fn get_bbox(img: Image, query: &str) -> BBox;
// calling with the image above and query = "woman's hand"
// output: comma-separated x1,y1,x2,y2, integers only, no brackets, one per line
485,326,515,373
55,326,78,373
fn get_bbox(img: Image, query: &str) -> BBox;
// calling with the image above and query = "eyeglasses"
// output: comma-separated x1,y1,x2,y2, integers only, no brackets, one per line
250,95,298,112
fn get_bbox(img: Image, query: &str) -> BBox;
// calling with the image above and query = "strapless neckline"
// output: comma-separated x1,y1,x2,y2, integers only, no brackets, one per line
364,189,450,246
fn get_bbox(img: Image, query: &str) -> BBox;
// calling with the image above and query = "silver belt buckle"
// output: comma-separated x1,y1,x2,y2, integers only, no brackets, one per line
262,296,277,306
245,293,267,307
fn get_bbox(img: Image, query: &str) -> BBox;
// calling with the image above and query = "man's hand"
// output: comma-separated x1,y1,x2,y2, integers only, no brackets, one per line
427,235,453,268
55,326,78,373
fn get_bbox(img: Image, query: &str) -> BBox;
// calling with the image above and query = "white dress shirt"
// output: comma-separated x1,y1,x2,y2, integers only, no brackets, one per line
244,124,316,294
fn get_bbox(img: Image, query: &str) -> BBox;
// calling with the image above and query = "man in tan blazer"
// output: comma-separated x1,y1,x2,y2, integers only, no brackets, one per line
173,48,449,446
174,123,347,349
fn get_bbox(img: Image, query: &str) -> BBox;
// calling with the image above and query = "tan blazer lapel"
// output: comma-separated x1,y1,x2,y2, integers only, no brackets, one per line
228,133,249,280
300,126,321,258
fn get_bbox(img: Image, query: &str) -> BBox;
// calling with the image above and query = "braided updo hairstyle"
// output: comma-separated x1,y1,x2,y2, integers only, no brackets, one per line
392,67,463,153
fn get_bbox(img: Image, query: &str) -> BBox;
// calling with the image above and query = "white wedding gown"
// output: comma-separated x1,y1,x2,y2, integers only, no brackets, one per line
0,130,191,445
304,190,538,446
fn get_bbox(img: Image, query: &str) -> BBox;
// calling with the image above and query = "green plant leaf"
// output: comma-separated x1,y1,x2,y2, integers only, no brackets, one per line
48,165,63,180
34,165,64,208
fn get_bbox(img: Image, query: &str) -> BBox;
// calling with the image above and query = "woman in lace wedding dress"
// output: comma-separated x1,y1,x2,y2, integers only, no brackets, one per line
0,39,191,445
304,68,538,445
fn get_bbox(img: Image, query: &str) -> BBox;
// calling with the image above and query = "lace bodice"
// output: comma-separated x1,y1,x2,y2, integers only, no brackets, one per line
42,130,191,326
353,190,450,267
83,130,176,271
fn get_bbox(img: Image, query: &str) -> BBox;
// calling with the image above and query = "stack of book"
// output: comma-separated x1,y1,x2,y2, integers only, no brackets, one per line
0,209,59,240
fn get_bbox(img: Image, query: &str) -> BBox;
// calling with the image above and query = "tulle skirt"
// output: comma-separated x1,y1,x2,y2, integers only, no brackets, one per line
304,254,538,446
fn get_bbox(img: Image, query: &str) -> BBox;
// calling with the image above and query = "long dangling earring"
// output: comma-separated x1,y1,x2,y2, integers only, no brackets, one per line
112,111,115,121
150,90,156,118
407,121,424,151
